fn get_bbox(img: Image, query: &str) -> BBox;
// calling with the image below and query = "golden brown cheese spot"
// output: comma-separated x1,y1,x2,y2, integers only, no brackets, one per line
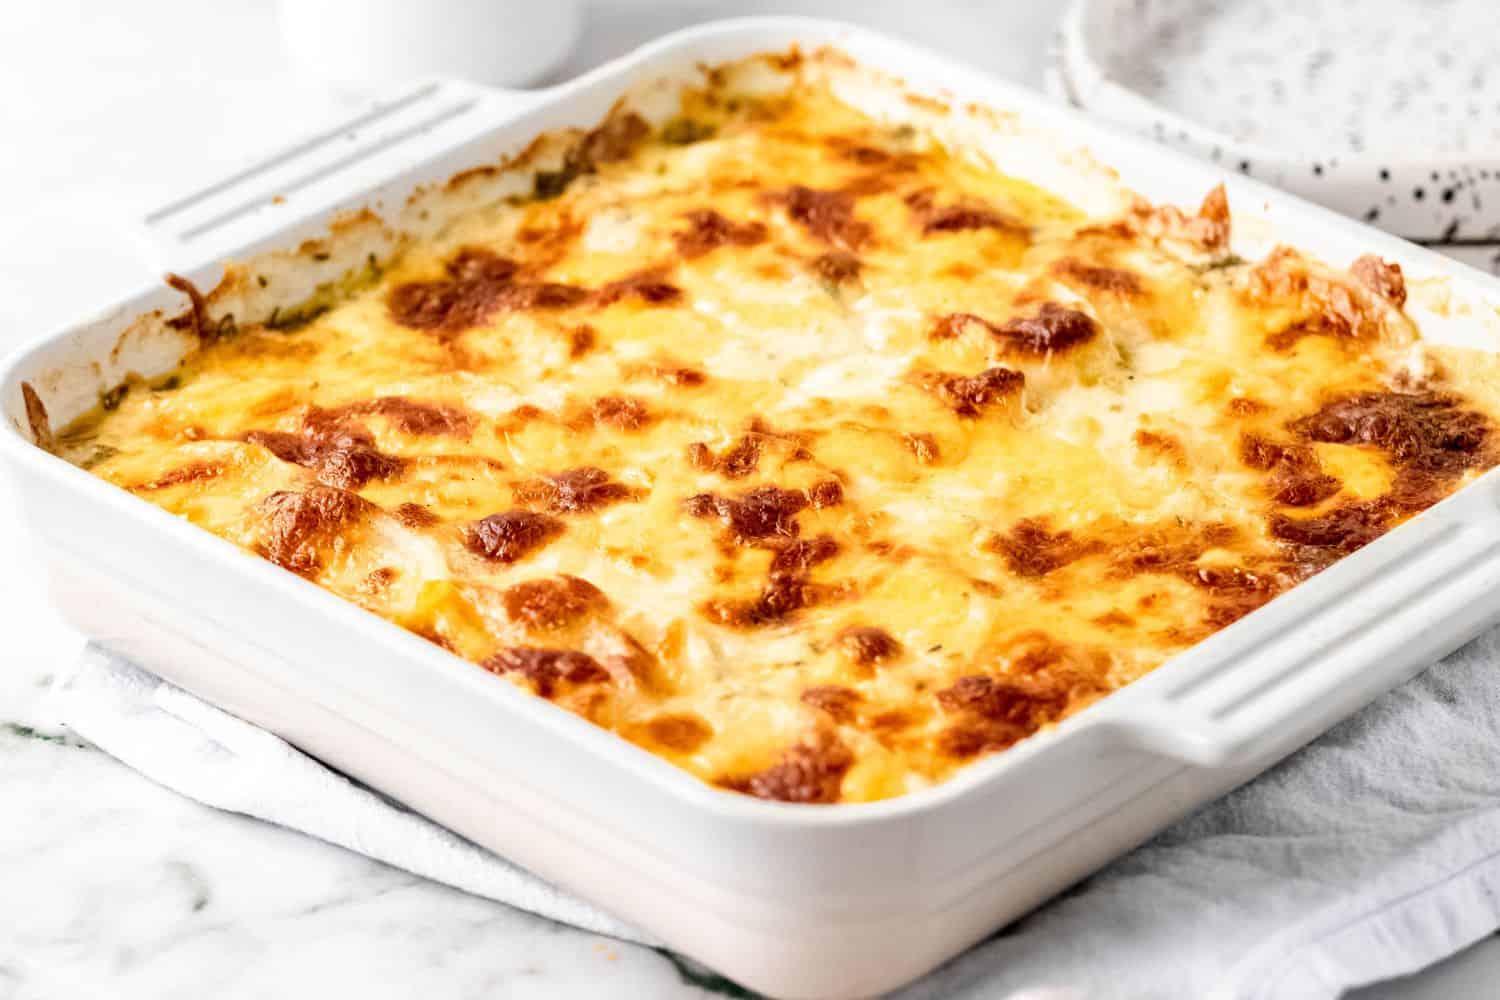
932,631,1110,760
727,730,852,804
916,367,1025,418
387,247,588,333
1133,429,1185,467
705,535,840,628
1195,184,1231,249
594,268,684,308
515,467,636,514
1269,500,1395,572
255,485,375,575
1190,565,1281,628
1265,393,1492,575
935,672,1069,759
1052,258,1145,296
769,535,840,575
990,518,1100,577
686,486,808,541
654,364,707,388
808,478,844,509
810,251,862,285
1238,432,1341,507
1128,184,1231,250
836,625,901,668
929,312,992,342
1109,521,1235,577
635,713,713,753
1228,396,1267,417
689,434,762,479
590,395,655,432
771,186,871,250
243,414,404,490
131,460,224,492
674,210,769,259
1265,312,1357,352
993,302,1099,355
502,575,608,630
395,502,439,528
829,138,908,167
515,213,585,267
704,575,826,628
464,510,564,563
483,646,609,698
801,685,861,723
363,566,399,594
569,324,597,359
1350,254,1407,307
1248,248,1391,354
904,188,1025,236
937,672,1068,726
1292,390,1490,475
903,432,941,464
573,112,649,168
334,397,475,437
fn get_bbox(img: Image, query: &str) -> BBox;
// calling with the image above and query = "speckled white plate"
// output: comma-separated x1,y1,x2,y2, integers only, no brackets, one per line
1052,0,1500,254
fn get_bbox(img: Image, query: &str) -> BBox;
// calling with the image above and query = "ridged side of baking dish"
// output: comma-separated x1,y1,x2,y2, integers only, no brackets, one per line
7,19,1500,998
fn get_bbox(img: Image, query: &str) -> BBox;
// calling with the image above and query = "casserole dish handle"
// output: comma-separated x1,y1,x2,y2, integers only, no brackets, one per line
135,79,538,274
1096,482,1500,768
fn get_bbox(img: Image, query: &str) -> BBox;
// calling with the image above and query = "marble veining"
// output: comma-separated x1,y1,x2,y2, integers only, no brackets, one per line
0,713,719,1000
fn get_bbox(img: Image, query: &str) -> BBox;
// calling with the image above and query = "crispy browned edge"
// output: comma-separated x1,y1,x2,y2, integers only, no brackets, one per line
20,381,51,450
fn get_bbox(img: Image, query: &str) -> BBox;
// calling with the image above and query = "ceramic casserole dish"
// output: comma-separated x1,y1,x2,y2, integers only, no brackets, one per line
8,18,1500,999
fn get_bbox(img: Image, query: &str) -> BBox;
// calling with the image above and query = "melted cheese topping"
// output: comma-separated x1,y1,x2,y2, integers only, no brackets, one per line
57,66,1500,804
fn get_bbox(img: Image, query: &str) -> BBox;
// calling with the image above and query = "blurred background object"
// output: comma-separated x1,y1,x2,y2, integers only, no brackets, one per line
1052,0,1500,270
275,0,583,92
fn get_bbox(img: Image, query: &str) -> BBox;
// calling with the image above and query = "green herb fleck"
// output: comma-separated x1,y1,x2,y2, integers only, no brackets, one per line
2,722,91,749
660,117,716,146
266,302,330,333
1192,253,1246,273
100,384,128,411
77,443,119,469
655,951,757,998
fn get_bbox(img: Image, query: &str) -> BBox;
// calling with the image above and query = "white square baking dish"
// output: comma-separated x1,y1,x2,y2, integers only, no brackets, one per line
8,18,1500,999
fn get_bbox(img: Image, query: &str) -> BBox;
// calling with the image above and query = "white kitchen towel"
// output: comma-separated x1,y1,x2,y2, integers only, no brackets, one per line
52,644,658,948
53,635,1500,999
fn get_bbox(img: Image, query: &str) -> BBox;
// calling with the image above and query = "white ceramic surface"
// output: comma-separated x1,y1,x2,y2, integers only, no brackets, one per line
9,16,1500,998
276,0,583,92
1055,0,1500,246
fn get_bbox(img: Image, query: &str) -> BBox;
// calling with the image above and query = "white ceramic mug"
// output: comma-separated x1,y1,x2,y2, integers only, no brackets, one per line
276,0,583,94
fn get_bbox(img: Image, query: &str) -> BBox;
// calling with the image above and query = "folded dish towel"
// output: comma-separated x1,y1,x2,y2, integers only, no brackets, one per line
54,637,1500,998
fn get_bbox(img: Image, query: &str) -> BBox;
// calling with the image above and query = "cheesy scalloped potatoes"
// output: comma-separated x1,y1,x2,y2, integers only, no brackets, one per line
54,51,1500,803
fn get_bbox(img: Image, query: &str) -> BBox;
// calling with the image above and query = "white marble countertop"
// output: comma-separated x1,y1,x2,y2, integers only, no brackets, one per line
2,2,1498,997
